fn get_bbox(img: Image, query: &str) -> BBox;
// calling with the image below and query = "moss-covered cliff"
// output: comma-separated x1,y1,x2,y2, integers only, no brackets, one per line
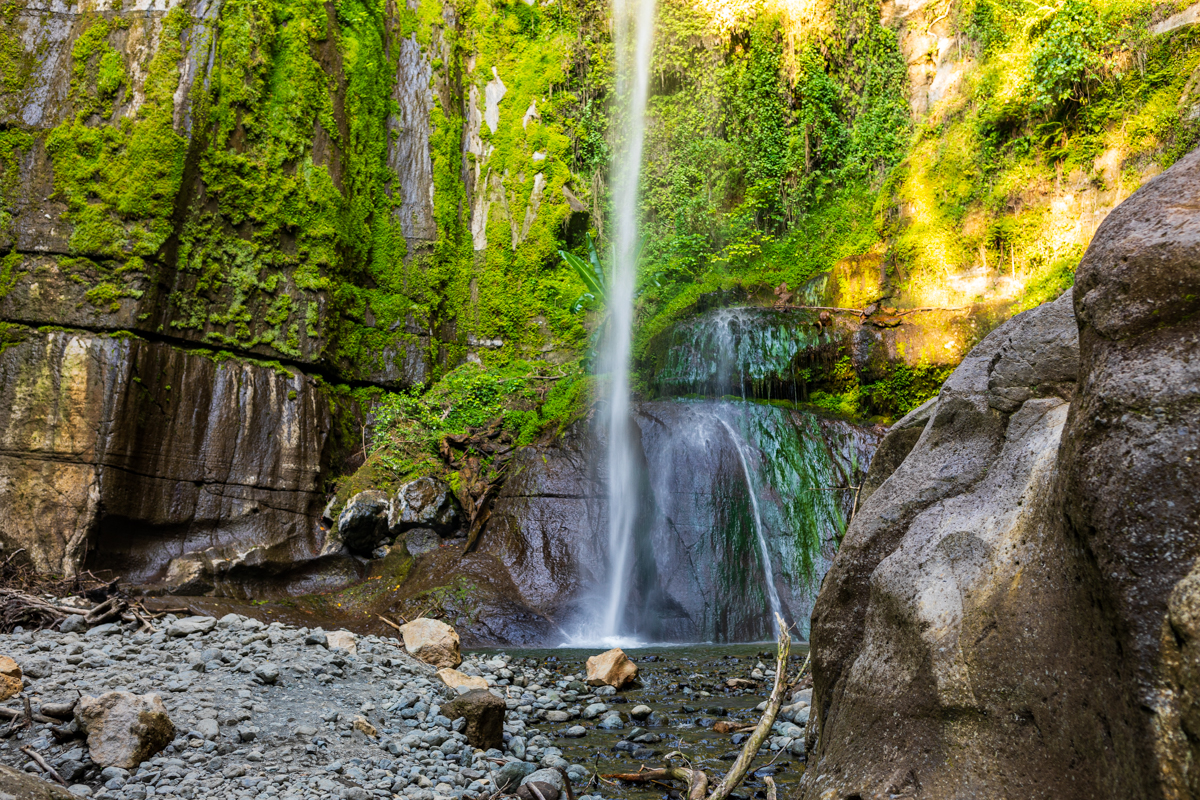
0,0,1196,601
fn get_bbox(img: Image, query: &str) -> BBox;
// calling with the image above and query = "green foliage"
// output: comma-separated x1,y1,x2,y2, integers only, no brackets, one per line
47,7,190,258
1029,0,1112,110
364,359,588,485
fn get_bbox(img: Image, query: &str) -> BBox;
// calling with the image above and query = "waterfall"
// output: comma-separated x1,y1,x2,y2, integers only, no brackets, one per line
599,0,656,641
716,416,783,637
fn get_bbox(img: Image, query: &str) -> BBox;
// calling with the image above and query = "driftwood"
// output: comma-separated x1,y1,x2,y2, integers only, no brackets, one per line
603,614,807,800
20,745,67,785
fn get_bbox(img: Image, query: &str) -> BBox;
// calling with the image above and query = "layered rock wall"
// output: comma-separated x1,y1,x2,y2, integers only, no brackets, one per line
800,147,1200,799
0,327,343,591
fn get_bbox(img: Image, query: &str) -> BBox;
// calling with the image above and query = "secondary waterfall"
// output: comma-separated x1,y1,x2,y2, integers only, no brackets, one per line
717,417,783,637
599,0,656,641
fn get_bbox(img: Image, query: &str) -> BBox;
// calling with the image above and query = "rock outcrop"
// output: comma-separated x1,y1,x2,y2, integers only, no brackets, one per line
0,330,347,591
801,147,1200,799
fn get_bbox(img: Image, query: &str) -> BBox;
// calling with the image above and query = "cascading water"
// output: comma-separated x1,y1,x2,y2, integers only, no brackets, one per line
716,417,783,637
598,0,656,643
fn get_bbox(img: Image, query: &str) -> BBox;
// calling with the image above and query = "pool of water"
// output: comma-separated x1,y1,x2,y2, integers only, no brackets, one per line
472,643,810,800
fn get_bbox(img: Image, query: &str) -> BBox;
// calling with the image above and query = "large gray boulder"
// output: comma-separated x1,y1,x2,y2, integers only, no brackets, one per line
76,692,175,769
388,477,461,535
801,147,1200,800
337,490,391,554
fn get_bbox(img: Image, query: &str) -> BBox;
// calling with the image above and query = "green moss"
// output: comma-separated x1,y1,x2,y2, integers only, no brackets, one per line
0,250,20,299
47,7,190,258
85,281,142,312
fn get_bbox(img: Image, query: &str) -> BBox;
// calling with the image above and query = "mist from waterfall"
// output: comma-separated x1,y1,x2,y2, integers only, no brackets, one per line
598,0,656,642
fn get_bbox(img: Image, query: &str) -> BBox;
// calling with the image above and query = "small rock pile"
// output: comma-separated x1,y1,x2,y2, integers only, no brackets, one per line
0,613,606,800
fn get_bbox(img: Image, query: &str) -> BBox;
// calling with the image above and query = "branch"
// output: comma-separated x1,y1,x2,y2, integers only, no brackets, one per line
707,614,793,800
20,745,66,786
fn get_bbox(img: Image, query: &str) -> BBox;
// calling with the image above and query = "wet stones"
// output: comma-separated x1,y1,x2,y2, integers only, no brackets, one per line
389,477,461,535
405,527,441,556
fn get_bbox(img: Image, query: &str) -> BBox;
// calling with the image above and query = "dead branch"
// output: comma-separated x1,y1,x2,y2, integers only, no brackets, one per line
603,766,708,800
0,704,55,725
764,776,778,800
376,614,403,633
707,614,792,800
605,613,806,800
20,745,66,786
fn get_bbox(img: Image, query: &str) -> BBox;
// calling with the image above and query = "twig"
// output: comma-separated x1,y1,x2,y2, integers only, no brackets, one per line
1,549,26,567
376,615,403,633
708,614,797,800
20,745,66,786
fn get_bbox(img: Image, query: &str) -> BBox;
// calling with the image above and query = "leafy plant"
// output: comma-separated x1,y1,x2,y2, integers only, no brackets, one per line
1029,0,1112,111
559,232,606,312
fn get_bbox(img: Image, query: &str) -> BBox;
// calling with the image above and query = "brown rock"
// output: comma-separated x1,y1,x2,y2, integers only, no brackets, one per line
326,630,358,655
399,618,461,668
76,692,175,769
725,677,756,690
351,716,377,738
0,763,76,799
0,655,22,701
437,668,489,693
516,783,560,800
585,648,638,689
441,688,505,750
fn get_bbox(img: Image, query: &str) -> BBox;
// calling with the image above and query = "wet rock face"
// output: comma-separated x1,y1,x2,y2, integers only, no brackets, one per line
389,477,462,535
337,491,392,554
802,147,1200,800
0,329,344,591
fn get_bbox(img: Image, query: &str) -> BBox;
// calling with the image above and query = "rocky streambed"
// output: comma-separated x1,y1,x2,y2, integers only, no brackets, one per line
0,612,810,800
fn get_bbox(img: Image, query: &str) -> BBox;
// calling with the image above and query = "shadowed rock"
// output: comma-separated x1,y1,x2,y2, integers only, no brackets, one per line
441,688,505,750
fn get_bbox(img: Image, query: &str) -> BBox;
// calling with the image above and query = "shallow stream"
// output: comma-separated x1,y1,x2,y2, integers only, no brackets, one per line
478,643,810,800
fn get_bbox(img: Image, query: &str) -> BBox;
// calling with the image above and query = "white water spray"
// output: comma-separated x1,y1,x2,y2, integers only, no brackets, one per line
717,417,783,637
599,0,656,641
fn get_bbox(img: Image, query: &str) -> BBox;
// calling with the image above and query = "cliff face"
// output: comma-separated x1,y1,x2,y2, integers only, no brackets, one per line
801,147,1200,799
0,0,589,583
0,327,348,590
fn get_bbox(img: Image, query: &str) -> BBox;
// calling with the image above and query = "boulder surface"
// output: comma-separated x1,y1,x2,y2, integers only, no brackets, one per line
585,648,638,689
75,692,175,769
436,667,489,693
0,655,22,701
801,146,1200,799
399,618,462,668
441,688,505,750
